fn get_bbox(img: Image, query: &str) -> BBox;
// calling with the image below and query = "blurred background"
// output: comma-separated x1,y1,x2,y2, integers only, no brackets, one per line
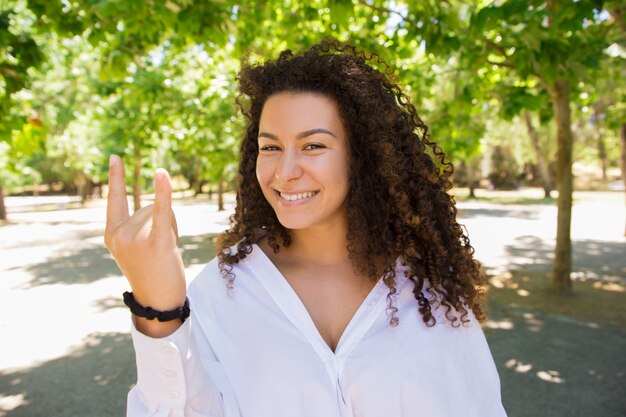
0,1,625,416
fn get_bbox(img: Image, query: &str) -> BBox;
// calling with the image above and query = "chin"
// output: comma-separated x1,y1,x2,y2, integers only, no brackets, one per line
276,218,313,231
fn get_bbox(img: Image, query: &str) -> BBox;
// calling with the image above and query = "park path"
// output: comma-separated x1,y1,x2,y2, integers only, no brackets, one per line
0,191,624,416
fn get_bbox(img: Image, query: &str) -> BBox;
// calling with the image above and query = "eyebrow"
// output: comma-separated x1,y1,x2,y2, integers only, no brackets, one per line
258,128,337,140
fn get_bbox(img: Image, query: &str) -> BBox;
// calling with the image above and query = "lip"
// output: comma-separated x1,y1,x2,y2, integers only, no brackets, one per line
275,190,319,206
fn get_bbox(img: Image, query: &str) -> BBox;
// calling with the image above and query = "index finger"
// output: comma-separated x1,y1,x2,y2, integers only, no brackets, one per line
106,154,130,227
150,168,173,238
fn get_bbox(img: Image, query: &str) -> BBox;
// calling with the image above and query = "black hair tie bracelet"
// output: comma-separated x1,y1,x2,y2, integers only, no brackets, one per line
123,291,190,323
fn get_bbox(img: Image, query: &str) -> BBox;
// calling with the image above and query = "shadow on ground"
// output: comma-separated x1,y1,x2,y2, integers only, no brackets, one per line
0,333,135,417
19,234,217,289
501,236,626,280
486,303,626,417
1,229,103,252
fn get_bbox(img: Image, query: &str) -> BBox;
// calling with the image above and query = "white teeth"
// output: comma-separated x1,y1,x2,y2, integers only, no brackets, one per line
280,191,317,201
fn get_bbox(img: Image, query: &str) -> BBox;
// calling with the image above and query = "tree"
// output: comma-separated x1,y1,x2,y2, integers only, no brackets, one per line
459,0,616,293
0,0,235,216
523,111,554,197
365,0,620,291
605,2,626,236
0,3,45,219
100,62,187,211
4,0,622,255
165,42,242,207
494,82,555,198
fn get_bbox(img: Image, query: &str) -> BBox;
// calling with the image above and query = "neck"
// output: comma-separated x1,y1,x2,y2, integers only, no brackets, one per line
286,223,350,266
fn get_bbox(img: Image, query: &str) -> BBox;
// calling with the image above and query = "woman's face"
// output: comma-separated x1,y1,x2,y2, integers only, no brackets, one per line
256,92,350,232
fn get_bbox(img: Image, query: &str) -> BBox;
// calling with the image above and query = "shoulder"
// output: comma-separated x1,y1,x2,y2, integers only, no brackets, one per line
187,244,265,297
187,257,222,297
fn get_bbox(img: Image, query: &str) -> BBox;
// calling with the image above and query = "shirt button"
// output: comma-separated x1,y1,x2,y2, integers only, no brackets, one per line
168,390,180,399
163,370,176,378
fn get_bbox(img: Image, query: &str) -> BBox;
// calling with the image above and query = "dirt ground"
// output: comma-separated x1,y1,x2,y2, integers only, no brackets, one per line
0,189,624,417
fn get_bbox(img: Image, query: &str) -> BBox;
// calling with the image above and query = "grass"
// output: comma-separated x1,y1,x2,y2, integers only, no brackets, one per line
451,187,556,205
486,270,626,330
456,195,557,205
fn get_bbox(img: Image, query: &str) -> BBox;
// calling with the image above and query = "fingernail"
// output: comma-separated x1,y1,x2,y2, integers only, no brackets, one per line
109,154,118,167
155,168,168,181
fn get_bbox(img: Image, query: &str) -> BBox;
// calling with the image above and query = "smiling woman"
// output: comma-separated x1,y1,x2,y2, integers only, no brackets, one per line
256,93,350,232
106,40,507,417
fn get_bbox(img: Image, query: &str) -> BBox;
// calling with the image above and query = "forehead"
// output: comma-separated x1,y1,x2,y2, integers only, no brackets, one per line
259,92,345,134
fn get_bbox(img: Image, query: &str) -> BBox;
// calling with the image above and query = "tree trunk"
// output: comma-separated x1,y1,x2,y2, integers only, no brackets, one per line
597,128,608,181
466,161,477,199
621,122,626,237
194,179,206,197
187,157,200,193
76,171,87,206
217,177,225,211
133,147,142,212
524,111,553,198
468,183,477,199
592,99,609,182
0,181,6,220
193,158,201,193
550,80,573,293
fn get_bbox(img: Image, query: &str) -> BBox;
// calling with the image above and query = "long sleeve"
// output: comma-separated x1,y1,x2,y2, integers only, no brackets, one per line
127,316,239,417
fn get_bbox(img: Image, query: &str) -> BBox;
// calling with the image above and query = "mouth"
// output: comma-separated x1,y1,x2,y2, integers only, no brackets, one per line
277,190,319,202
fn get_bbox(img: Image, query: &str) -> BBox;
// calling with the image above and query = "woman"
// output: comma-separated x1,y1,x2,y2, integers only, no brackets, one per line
105,41,507,417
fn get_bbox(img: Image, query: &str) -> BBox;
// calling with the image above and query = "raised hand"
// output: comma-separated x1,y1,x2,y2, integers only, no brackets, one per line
104,155,187,336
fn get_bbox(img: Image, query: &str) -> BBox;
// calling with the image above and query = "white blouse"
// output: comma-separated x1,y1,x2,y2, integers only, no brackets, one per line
128,244,507,417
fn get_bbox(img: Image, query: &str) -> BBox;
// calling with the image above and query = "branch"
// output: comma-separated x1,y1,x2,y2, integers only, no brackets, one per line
486,59,515,69
609,6,626,34
484,38,508,57
354,0,411,25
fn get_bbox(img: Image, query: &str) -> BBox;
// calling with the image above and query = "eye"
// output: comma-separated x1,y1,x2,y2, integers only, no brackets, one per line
304,143,326,151
259,145,281,152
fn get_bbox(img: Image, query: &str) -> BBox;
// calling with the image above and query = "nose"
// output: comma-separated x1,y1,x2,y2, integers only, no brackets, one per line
274,148,303,182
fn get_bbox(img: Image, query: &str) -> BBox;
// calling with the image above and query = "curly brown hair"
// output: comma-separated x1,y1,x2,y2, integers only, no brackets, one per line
217,40,485,327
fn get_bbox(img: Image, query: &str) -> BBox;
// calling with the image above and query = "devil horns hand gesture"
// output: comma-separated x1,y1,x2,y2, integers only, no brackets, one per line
104,155,187,337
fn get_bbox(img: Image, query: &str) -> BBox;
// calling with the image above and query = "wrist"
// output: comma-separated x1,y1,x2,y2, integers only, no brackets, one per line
124,291,189,338
133,315,185,338
129,288,187,312
123,291,190,323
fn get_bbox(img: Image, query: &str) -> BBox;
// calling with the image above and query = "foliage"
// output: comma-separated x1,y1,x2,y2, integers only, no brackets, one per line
0,0,622,201
0,1,45,161
488,145,521,190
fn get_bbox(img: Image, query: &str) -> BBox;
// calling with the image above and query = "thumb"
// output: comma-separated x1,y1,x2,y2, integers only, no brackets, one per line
151,168,173,237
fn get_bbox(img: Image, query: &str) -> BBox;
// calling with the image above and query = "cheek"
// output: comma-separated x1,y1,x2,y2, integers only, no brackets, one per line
256,159,274,195
339,157,351,198
332,153,350,188
255,159,266,185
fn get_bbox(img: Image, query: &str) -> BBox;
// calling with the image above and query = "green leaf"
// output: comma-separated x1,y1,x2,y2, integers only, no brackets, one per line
329,0,354,29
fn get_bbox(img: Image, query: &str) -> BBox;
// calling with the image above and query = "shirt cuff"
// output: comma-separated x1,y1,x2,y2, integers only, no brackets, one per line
130,318,191,410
